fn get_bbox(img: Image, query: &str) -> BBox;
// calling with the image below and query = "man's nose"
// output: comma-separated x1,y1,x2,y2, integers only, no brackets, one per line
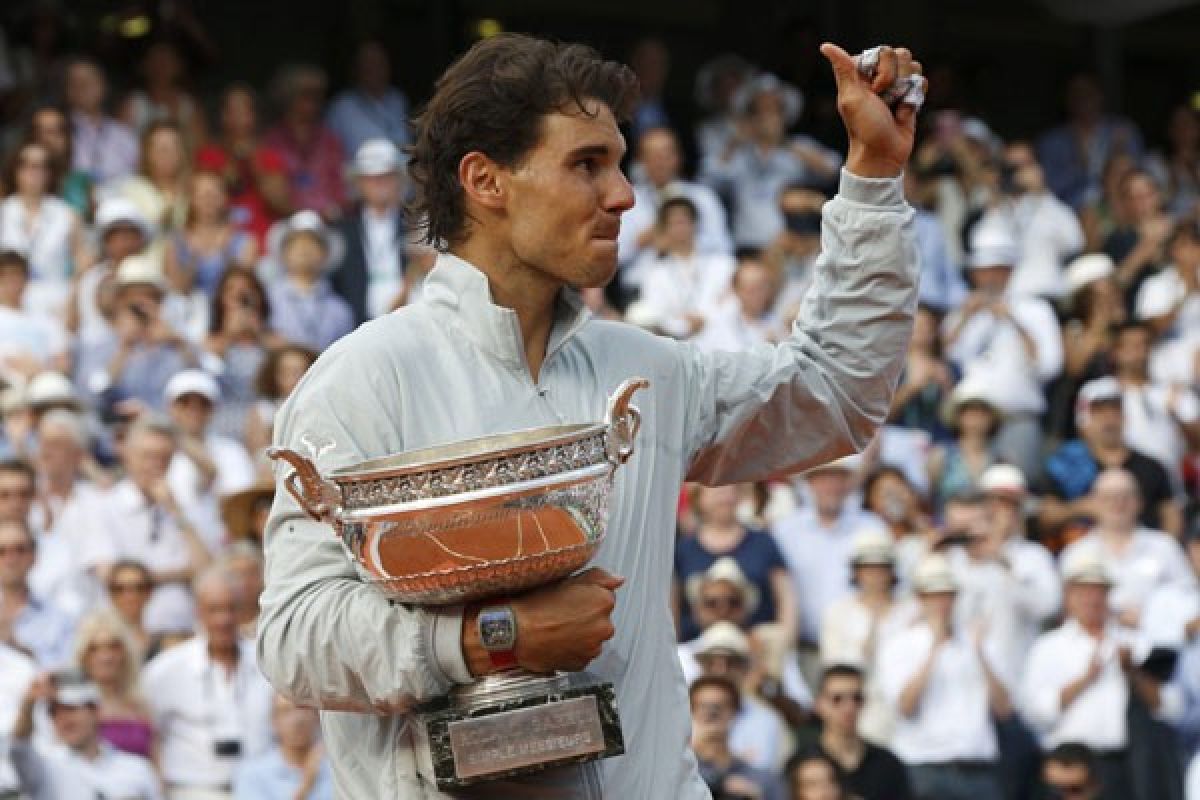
606,169,635,214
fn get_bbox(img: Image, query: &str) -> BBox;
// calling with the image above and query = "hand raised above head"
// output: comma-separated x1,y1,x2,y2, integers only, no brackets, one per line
821,43,926,178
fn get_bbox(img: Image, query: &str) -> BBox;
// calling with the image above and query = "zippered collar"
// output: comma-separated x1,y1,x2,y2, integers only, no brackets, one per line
421,252,592,373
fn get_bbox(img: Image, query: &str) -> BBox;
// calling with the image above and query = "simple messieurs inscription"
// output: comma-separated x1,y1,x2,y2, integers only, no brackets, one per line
448,696,606,779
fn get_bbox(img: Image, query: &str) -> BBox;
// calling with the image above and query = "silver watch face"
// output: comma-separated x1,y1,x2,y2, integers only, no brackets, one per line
478,606,516,651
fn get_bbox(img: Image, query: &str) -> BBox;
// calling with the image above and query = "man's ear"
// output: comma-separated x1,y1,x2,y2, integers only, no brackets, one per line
459,151,507,212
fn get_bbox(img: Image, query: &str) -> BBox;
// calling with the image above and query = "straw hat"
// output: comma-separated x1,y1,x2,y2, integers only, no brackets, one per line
849,527,896,567
939,377,1002,428
221,481,276,541
912,553,959,594
25,371,83,411
685,557,760,617
978,464,1027,498
694,621,751,658
265,210,346,274
1061,548,1113,587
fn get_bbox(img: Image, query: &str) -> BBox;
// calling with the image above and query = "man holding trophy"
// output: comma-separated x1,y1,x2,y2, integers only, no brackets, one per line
260,33,923,799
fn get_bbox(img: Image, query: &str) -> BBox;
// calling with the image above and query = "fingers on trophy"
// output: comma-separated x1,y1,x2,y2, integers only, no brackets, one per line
854,45,927,111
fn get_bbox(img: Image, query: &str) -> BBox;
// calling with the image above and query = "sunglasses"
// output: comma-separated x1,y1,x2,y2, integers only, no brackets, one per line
701,594,744,611
825,691,865,706
108,581,152,594
0,543,33,556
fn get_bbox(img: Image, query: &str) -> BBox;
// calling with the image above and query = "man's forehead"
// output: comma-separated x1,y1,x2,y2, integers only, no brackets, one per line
536,101,626,156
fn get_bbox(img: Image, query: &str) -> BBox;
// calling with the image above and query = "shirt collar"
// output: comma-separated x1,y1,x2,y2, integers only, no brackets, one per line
421,252,590,371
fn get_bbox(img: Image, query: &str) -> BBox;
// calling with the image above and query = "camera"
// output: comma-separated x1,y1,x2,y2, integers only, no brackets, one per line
214,739,242,758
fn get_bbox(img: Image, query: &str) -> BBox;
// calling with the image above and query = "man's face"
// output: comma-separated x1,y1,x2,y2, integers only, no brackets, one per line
123,430,174,492
658,206,697,252
0,264,28,306
919,590,956,626
65,63,105,113
638,129,681,188
694,580,749,628
498,101,634,289
357,172,401,209
1113,328,1150,374
1043,761,1098,800
169,393,213,437
282,234,328,278
221,90,257,138
689,685,736,740
1066,583,1110,630
197,582,240,649
0,470,35,523
984,494,1020,537
51,703,98,750
36,425,82,477
733,262,774,318
31,110,69,159
791,759,841,800
747,92,786,144
807,469,853,518
1091,471,1140,530
816,674,864,735
0,523,35,587
1084,400,1124,447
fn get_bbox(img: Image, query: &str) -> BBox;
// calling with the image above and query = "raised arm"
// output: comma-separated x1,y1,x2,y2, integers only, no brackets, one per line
684,45,924,484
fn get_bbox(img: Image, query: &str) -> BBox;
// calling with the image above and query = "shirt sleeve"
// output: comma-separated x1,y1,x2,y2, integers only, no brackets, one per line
256,343,469,715
8,739,51,800
1019,637,1063,734
681,169,917,484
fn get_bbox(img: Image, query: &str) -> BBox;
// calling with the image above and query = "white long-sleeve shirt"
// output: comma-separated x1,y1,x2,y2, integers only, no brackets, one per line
1060,528,1198,618
258,170,917,799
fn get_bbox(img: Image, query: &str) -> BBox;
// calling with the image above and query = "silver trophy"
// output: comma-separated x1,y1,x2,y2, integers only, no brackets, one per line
268,378,648,789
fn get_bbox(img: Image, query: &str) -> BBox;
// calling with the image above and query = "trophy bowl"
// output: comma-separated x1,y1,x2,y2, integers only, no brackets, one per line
267,378,649,789
268,378,648,606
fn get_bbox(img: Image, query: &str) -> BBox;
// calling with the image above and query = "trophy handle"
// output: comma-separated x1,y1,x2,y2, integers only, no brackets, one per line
267,446,340,523
605,377,649,466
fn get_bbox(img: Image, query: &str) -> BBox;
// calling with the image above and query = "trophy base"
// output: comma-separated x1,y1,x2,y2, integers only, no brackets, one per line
413,671,625,790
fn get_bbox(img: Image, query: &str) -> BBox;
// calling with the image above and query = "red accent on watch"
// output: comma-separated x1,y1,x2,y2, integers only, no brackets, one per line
488,648,518,670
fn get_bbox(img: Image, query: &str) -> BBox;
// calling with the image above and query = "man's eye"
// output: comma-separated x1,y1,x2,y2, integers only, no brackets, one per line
576,158,597,173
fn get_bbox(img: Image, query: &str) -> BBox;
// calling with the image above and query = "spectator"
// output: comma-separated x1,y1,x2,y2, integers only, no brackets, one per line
0,639,37,795
628,37,672,138
1060,468,1196,629
72,609,155,759
877,554,1009,800
9,672,161,800
616,126,732,286
27,104,93,217
904,168,966,312
0,249,68,383
1021,549,1155,800
1049,253,1124,442
808,664,912,800
690,672,786,800
889,304,954,442
233,693,332,800
1104,169,1172,309
118,39,207,146
784,750,855,800
90,417,212,635
990,140,1085,299
696,253,786,352
675,483,797,647
1137,220,1200,342
1147,104,1200,216
1110,319,1200,489
861,466,929,556
263,65,346,219
332,139,414,323
0,139,88,317
626,196,736,339
693,53,754,163
164,369,255,544
0,518,74,666
1042,743,1104,800
194,85,291,246
83,252,199,415
927,378,1001,514
29,408,107,618
702,73,840,248
1041,377,1181,537
115,119,192,234
141,566,274,798
326,39,410,155
69,196,152,346
1036,74,1144,210
64,57,138,185
219,484,273,546
264,211,354,352
820,528,914,746
773,455,886,650
942,219,1063,479
242,343,316,472
103,559,155,657
203,266,275,441
165,169,258,301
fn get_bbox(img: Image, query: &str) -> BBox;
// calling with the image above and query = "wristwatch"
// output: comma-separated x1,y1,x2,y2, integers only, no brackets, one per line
477,604,518,670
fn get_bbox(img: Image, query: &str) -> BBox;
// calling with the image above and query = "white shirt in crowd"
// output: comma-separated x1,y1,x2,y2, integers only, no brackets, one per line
0,305,66,379
141,636,274,789
1118,381,1199,489
988,193,1084,298
943,295,1064,414
29,480,110,620
772,505,887,642
628,250,736,339
678,639,813,711
1137,263,1200,339
0,644,37,792
362,206,404,319
616,180,733,282
1060,529,1198,620
90,479,209,634
167,431,256,548
9,737,162,800
694,304,783,353
1021,619,1134,750
877,623,1001,764
0,194,78,315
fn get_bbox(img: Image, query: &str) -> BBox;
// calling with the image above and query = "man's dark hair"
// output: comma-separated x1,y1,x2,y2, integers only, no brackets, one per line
408,33,639,249
1113,318,1153,341
0,250,30,275
657,195,698,226
817,663,864,694
688,674,742,714
1044,742,1097,777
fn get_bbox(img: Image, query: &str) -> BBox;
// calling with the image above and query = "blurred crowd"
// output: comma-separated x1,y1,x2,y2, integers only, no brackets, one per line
0,12,1198,800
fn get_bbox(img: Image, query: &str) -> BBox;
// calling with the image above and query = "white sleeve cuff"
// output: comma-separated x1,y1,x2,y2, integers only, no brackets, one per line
838,168,906,208
428,604,473,686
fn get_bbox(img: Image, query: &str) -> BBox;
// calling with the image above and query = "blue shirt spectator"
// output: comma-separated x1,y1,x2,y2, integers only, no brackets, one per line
325,41,410,155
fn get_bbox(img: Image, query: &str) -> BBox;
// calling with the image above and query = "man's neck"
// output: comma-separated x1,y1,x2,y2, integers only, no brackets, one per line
208,640,239,669
820,727,864,768
816,508,842,528
365,201,398,217
691,736,732,768
288,272,321,293
73,737,101,762
450,241,560,382
1089,440,1128,466
280,742,311,769
1116,369,1147,386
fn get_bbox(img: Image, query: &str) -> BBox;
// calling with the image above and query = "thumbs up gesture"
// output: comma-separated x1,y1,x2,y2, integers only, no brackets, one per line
820,43,926,178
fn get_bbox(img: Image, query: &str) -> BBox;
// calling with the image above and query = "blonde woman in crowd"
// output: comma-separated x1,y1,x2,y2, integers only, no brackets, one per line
74,608,158,763
115,120,192,234
104,559,157,658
